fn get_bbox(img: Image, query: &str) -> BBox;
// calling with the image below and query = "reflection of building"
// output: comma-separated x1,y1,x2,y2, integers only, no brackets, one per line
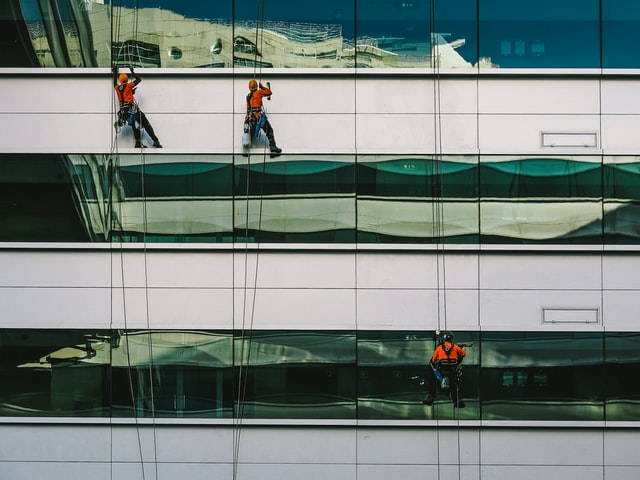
24,3,476,68
2,2,640,480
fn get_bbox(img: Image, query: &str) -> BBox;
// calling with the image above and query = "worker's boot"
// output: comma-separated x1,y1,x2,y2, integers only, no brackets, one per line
135,140,146,148
270,144,282,158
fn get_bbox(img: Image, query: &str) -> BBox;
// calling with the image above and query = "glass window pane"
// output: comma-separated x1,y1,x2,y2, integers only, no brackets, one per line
111,331,234,418
605,332,640,421
113,154,234,243
480,155,602,244
234,331,356,419
0,329,111,417
0,154,92,242
481,332,604,421
604,156,640,244
234,155,356,243
233,0,353,68
109,1,232,68
355,0,477,69
479,0,600,68
357,155,479,243
358,330,479,420
603,0,640,68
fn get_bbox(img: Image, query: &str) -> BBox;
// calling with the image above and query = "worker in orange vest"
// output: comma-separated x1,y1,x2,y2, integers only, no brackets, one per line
245,79,281,157
422,330,467,408
113,66,162,149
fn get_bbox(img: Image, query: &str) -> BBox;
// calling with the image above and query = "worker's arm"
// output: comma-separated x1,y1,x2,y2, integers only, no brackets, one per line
129,67,142,86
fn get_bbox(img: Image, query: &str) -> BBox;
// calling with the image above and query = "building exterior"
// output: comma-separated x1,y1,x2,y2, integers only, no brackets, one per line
1,0,640,479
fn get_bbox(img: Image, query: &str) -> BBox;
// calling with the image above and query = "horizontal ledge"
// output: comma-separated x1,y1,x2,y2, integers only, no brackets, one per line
1,416,633,428
1,67,638,79
1,243,638,253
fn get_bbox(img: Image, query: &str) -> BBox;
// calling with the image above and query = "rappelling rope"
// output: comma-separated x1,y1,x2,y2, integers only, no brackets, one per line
232,1,269,479
110,2,158,479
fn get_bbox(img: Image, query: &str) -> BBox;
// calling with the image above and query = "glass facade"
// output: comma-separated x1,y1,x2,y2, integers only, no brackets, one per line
1,328,636,421
5,153,640,244
4,0,640,68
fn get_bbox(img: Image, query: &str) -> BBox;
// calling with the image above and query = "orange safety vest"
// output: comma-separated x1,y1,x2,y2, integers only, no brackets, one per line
431,341,466,363
115,82,136,106
246,87,272,118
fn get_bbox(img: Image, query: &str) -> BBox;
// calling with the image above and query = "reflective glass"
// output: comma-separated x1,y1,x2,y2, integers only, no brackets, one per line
4,329,640,421
111,331,234,418
481,332,604,421
112,154,234,243
109,1,231,68
480,156,603,243
358,331,479,420
357,155,479,243
604,156,640,244
0,154,91,242
479,0,600,68
234,155,356,242
233,0,353,68
355,0,477,69
605,332,640,421
234,331,356,419
602,0,640,68
0,329,111,416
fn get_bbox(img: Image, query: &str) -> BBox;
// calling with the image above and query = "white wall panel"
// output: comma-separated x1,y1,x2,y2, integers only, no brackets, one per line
356,427,479,465
357,252,478,289
110,287,234,329
234,252,355,288
355,77,477,114
0,251,109,287
601,114,640,153
601,80,640,114
237,464,356,480
480,254,603,290
0,113,112,153
481,465,604,480
261,113,356,154
478,79,600,114
0,287,111,328
1,78,111,113
233,287,356,329
0,424,111,461
267,77,356,114
481,429,604,465
115,113,234,152
480,290,603,331
604,430,640,466
144,252,233,288
603,255,640,289
478,114,601,154
0,462,112,480
602,291,640,331
357,288,478,330
233,426,356,463
356,113,435,154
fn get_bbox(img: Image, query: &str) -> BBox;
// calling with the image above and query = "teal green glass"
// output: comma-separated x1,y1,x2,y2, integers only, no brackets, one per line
233,330,356,419
480,332,604,421
2,329,640,420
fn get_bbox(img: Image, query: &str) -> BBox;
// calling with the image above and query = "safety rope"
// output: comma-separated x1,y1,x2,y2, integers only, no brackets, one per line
232,1,269,478
428,3,466,480
110,1,158,479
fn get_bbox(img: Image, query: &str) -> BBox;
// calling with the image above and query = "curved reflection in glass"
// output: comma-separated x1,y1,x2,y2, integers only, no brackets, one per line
2,329,640,421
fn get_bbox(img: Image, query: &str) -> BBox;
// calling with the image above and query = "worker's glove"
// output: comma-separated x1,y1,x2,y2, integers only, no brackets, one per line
111,65,118,77
129,66,135,74
259,82,264,89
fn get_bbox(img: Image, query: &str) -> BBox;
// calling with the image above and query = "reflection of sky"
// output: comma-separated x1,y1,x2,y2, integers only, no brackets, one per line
102,0,477,49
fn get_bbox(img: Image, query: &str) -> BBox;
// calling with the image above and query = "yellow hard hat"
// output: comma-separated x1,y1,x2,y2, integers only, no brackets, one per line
249,79,258,90
118,73,129,84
